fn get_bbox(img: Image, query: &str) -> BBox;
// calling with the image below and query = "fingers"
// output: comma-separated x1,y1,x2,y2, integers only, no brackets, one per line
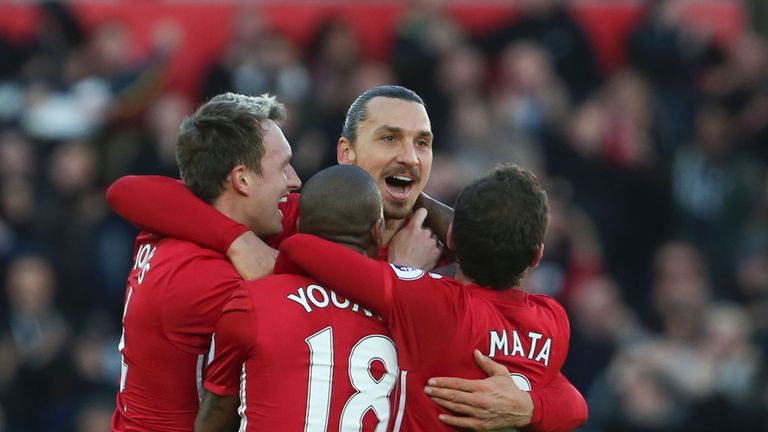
430,396,489,418
426,384,501,413
426,385,479,406
437,413,488,430
473,349,512,377
409,207,428,228
427,376,484,393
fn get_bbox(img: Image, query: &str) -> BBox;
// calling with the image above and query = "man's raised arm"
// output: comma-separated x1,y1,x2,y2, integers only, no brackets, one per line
278,234,392,317
107,175,275,280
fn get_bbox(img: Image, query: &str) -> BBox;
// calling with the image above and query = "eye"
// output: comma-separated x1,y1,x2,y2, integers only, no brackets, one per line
416,139,431,148
382,135,396,142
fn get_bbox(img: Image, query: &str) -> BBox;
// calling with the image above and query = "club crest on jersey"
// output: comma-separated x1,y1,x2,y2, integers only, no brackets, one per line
389,264,425,280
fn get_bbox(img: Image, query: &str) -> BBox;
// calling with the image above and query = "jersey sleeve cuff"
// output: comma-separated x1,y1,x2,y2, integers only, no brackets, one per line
204,380,240,397
221,224,251,254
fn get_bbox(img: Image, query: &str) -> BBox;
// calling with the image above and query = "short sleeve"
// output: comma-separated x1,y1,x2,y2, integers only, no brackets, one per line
204,285,255,396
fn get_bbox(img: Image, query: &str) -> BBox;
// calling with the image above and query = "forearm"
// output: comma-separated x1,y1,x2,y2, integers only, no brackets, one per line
280,234,389,315
415,192,453,247
106,175,248,253
194,390,240,432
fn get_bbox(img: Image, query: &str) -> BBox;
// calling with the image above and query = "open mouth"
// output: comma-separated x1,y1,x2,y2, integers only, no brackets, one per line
278,195,288,217
384,175,415,200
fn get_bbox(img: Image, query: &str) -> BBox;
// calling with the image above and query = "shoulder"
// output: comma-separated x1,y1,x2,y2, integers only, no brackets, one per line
387,263,465,299
162,239,239,277
240,274,314,303
386,263,457,285
154,240,241,309
528,294,570,326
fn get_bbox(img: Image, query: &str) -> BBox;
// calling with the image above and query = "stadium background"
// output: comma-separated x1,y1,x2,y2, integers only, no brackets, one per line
0,0,766,430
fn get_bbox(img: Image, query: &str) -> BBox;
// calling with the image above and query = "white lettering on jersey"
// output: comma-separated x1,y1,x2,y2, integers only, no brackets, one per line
489,330,508,357
287,285,380,319
487,329,552,367
133,243,157,285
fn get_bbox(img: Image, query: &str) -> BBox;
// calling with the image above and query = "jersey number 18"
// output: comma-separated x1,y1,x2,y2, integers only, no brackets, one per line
304,326,401,432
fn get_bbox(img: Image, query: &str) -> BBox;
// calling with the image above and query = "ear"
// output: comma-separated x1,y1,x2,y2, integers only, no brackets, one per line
337,137,356,165
446,222,455,251
529,243,544,269
230,164,250,196
371,217,385,248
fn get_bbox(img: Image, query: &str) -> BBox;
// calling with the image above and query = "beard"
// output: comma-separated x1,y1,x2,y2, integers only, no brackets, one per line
383,198,413,220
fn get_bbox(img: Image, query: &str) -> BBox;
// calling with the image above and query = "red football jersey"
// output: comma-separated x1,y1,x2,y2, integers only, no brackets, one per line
204,272,402,431
111,232,242,432
279,234,577,432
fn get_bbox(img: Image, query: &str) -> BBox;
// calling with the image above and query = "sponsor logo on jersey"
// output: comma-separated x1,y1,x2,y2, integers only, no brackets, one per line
389,264,425,281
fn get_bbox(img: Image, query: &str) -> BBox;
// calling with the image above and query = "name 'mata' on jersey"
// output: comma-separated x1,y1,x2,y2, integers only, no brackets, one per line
204,269,403,431
279,234,576,432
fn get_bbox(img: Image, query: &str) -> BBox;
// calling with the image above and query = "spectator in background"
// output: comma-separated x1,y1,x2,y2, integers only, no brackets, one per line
478,0,601,102
1,253,74,431
491,40,568,144
100,92,193,181
672,103,762,293
565,276,646,397
201,10,309,106
37,141,106,327
0,130,37,257
544,74,670,313
708,33,768,164
391,0,466,141
628,0,723,154
295,18,366,177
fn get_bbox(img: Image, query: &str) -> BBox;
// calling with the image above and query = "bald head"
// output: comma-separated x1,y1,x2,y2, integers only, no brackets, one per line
299,165,384,256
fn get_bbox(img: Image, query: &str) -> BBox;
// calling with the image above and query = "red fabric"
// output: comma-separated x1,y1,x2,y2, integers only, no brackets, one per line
106,175,300,253
528,373,589,432
204,273,399,431
280,234,586,431
111,232,241,431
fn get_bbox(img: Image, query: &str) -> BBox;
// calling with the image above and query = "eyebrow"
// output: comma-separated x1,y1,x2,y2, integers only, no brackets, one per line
374,125,433,138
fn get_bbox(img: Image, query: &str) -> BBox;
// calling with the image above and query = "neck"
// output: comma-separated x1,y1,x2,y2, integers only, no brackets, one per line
383,217,406,245
213,193,251,232
454,267,473,286
335,240,368,256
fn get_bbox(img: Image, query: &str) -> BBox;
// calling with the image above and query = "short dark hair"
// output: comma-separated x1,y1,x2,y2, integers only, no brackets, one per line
341,85,425,144
453,164,549,290
299,165,382,240
176,92,286,203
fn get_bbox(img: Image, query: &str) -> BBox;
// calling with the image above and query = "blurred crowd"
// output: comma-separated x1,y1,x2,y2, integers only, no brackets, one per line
0,1,767,431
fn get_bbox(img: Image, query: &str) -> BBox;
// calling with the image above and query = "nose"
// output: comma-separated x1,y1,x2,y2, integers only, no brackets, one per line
286,164,302,190
395,142,419,168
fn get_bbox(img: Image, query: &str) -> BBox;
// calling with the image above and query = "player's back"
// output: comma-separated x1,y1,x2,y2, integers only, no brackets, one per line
206,273,401,432
112,232,241,432
389,275,569,431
